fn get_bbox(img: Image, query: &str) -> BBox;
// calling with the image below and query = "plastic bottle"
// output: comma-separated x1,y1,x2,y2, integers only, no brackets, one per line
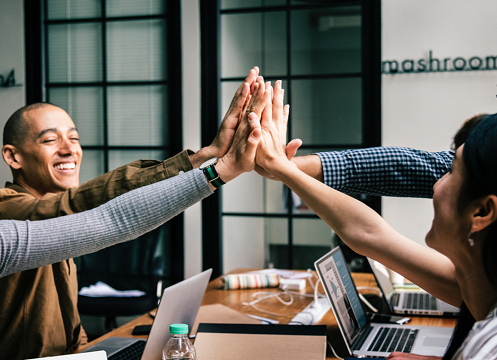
162,323,196,360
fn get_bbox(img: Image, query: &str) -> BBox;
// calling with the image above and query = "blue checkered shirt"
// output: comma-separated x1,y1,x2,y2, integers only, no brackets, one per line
316,147,454,198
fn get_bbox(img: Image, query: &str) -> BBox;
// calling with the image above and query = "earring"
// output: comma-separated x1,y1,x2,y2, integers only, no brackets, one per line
468,231,475,247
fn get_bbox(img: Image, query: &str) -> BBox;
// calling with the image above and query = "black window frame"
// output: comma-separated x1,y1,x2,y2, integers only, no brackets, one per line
24,0,185,284
200,0,381,277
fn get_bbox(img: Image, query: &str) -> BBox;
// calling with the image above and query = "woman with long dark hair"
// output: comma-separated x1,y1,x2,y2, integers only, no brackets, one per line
254,81,497,359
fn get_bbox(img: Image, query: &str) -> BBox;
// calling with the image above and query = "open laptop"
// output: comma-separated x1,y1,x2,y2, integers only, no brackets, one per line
82,269,212,360
367,257,460,317
315,248,453,358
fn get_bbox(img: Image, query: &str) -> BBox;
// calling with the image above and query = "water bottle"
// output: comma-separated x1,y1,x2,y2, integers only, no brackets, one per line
162,324,196,360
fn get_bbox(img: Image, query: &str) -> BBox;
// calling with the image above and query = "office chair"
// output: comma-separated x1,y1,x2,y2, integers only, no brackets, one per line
76,226,167,333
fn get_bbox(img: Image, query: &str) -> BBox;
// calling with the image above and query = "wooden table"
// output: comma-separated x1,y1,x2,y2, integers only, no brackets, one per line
79,270,457,359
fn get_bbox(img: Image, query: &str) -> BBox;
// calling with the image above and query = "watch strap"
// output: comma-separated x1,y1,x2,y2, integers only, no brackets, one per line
203,162,225,189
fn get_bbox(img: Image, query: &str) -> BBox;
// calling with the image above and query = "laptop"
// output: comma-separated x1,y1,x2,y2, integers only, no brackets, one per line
29,351,107,360
82,269,212,360
367,257,460,317
315,248,453,358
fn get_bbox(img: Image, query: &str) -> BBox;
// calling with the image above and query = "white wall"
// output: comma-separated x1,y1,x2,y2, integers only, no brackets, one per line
0,0,25,186
382,0,497,245
181,0,203,278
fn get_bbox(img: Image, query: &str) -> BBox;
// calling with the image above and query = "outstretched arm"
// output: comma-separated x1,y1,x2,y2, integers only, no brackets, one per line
258,145,454,199
0,74,271,278
254,85,461,307
0,170,212,278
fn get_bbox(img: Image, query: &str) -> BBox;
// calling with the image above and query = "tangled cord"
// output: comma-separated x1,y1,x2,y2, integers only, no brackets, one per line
242,269,326,317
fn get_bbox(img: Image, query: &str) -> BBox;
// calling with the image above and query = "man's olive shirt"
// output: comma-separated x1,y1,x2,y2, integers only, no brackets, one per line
0,150,193,360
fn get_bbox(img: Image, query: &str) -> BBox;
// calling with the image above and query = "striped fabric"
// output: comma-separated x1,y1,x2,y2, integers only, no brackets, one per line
221,273,279,290
453,303,497,359
317,147,454,198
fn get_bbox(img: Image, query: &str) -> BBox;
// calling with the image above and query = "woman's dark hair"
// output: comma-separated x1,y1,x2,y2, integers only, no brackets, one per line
442,113,497,359
452,113,489,150
462,113,497,288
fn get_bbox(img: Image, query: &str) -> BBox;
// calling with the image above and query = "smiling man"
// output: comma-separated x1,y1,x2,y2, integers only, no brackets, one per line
0,67,264,360
3,103,82,197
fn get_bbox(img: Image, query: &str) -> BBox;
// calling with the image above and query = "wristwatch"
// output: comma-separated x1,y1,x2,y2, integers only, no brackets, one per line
200,158,225,189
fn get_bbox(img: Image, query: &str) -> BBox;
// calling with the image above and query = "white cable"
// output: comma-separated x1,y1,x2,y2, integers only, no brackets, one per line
356,286,383,297
312,278,322,309
327,341,344,360
242,291,300,317
241,271,326,317
358,292,378,312
356,286,382,313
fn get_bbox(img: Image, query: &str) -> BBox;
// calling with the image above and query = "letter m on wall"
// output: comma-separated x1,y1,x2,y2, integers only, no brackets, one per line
382,60,399,73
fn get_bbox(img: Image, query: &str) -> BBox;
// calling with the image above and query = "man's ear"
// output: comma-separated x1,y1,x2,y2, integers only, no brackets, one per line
2,145,22,170
471,195,497,233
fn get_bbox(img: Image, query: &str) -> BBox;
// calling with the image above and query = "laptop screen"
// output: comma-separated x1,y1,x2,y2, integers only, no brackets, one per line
367,258,395,306
315,247,367,347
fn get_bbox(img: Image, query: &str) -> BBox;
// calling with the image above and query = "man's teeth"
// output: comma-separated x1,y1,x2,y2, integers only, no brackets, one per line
54,163,75,170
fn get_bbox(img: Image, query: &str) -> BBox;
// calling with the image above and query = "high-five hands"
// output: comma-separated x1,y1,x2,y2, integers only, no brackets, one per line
189,67,260,168
214,76,270,183
253,81,301,180
254,80,301,177
205,70,299,188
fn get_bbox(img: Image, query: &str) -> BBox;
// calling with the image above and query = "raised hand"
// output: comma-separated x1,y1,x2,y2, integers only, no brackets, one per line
255,80,299,174
209,67,259,157
188,67,259,168
214,76,271,182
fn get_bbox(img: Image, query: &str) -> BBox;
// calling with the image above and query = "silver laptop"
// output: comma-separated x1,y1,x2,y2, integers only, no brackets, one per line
82,269,212,360
315,248,453,358
367,257,459,317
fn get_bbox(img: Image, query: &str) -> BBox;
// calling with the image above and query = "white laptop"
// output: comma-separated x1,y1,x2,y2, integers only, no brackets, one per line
82,269,212,360
367,257,460,317
315,248,453,358
29,351,107,360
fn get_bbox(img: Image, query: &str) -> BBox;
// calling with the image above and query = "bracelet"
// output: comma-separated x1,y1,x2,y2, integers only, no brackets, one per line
202,162,225,189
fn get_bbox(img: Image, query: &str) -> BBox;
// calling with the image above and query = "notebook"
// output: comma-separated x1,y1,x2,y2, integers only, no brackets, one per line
82,269,212,360
367,257,460,317
194,323,327,360
315,248,453,358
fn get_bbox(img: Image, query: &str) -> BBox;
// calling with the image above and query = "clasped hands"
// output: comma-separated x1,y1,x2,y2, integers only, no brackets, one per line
212,67,301,183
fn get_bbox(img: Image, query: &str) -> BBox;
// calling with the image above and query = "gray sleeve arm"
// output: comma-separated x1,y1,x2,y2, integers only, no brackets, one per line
0,169,213,278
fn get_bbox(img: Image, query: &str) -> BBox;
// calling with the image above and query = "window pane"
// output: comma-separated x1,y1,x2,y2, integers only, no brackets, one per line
107,20,166,81
221,12,286,78
222,172,287,214
106,0,166,17
223,217,287,272
290,78,362,145
292,218,333,269
48,23,102,83
291,7,361,75
221,0,285,10
47,0,101,20
79,150,105,184
49,87,104,146
108,150,168,170
107,85,168,146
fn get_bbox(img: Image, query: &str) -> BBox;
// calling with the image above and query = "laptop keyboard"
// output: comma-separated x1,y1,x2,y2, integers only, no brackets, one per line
403,293,438,310
367,327,418,353
108,340,146,360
